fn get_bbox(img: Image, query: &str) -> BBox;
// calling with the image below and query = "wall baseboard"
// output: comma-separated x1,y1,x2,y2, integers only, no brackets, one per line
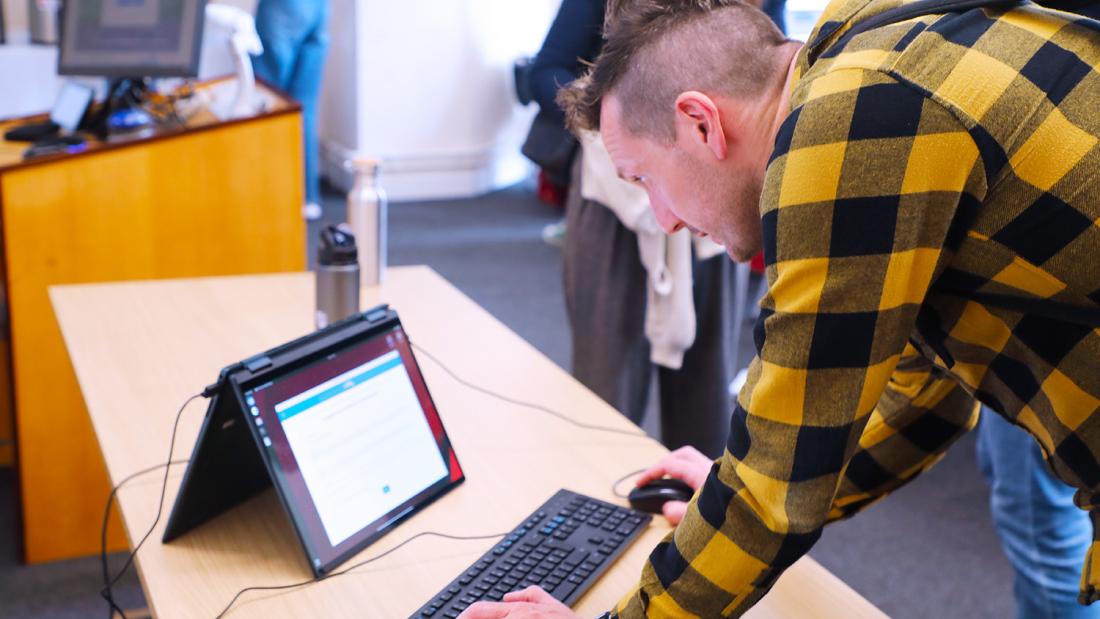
321,140,533,202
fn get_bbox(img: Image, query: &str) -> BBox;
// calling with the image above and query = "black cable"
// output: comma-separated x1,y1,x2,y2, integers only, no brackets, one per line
212,530,510,618
411,342,649,439
611,468,648,499
99,458,190,618
100,392,205,618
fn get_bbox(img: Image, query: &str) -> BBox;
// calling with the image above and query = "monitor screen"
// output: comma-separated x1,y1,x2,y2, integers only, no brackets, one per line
58,0,206,78
240,322,464,574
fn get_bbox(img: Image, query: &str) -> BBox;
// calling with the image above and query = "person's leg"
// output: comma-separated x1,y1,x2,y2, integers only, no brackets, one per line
977,408,1100,619
562,160,652,425
252,0,307,90
282,0,329,206
655,253,736,459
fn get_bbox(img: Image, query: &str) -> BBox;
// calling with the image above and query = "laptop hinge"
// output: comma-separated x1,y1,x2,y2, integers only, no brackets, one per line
243,355,272,372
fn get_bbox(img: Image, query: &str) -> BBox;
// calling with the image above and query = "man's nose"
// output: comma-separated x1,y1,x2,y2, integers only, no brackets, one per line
651,199,684,234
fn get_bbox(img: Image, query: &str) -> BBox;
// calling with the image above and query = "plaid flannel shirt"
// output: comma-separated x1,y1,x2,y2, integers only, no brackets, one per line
612,1,1100,616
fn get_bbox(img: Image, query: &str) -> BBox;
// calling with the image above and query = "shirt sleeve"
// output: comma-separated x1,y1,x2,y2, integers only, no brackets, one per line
827,342,979,521
528,0,605,123
611,69,988,618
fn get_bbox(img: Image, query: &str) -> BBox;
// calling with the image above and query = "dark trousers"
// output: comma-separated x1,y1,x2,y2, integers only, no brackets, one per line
562,192,736,459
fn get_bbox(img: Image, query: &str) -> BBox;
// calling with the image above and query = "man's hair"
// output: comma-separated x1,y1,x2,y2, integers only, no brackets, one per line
559,0,788,141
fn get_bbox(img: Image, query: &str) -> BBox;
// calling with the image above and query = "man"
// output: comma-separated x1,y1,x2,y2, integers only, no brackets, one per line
462,0,1100,617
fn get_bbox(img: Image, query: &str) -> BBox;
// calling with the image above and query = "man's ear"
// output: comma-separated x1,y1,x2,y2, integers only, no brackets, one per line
674,91,728,161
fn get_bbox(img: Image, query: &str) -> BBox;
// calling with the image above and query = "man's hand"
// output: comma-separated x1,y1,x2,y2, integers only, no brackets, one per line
635,446,712,524
457,586,582,618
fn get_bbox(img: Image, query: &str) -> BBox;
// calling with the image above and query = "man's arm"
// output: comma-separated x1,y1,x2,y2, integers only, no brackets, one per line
613,69,989,617
828,343,979,521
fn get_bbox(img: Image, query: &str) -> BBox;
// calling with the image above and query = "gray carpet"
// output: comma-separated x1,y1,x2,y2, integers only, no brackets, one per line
0,181,1016,618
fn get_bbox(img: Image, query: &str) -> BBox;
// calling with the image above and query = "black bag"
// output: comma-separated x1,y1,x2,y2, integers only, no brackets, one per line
521,109,579,187
514,56,579,187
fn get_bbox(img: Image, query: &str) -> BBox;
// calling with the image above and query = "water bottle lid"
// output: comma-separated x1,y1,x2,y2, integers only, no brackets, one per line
319,224,358,265
345,157,381,174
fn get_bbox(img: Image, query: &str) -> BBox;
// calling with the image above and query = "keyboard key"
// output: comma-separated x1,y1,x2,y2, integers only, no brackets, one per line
551,580,578,602
564,548,590,567
422,606,438,617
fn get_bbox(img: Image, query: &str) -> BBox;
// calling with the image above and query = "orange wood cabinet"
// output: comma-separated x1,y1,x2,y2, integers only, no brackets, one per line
0,94,306,563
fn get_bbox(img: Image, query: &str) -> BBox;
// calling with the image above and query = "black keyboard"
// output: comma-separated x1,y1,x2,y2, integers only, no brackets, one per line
411,489,652,618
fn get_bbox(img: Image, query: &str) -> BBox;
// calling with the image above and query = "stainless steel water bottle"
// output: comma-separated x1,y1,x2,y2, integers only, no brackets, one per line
315,225,360,329
346,157,387,286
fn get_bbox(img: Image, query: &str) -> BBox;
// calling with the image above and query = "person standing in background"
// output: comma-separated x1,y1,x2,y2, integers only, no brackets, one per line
253,0,329,221
528,0,786,460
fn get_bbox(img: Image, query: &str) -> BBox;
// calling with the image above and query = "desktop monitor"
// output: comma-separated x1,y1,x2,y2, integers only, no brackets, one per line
58,0,207,78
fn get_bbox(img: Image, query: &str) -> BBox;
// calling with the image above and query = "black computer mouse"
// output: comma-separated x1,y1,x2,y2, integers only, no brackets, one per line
628,478,695,514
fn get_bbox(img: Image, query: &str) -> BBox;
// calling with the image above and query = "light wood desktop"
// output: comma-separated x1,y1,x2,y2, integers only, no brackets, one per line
1,80,306,562
50,267,886,618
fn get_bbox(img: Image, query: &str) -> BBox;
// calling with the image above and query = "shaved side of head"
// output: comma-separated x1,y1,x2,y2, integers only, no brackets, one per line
559,1,788,141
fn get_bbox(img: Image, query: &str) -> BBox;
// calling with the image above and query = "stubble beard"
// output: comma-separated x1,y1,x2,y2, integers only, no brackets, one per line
718,167,765,263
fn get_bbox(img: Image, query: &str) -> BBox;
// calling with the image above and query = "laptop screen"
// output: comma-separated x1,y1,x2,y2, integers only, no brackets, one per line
240,322,463,573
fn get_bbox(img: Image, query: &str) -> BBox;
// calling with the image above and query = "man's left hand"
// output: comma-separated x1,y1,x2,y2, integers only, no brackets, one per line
457,586,583,618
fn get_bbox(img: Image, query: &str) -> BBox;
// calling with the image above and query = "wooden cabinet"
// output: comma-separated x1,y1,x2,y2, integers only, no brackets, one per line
0,83,306,562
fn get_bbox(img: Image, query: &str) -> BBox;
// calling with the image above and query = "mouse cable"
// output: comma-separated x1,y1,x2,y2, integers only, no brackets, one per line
411,341,649,439
100,389,210,619
213,529,510,618
611,468,649,499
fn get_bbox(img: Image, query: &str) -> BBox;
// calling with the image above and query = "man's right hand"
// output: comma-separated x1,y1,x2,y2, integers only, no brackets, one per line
635,446,713,525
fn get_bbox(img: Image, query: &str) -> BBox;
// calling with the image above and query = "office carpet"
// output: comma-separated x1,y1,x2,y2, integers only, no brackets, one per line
0,182,1015,618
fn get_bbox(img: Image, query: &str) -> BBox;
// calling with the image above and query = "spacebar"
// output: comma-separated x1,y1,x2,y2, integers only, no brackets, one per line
551,580,578,602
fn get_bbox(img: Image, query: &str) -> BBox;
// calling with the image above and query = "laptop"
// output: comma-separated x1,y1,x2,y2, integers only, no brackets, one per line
162,305,465,577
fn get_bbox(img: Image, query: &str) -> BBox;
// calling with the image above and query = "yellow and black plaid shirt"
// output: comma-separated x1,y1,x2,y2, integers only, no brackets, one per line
612,0,1100,616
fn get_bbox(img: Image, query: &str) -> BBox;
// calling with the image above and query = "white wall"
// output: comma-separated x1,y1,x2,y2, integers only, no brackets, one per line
2,0,255,42
2,0,29,43
320,0,561,201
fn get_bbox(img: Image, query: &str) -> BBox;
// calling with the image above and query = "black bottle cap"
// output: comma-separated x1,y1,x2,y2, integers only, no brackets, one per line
318,224,358,266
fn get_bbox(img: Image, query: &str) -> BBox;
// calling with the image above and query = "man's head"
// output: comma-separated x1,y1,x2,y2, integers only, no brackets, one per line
558,0,795,261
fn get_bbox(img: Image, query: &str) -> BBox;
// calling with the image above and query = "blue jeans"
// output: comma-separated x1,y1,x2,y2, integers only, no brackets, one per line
977,408,1099,619
253,0,329,205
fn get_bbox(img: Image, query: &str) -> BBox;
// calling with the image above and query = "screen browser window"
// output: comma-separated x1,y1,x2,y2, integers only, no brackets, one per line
242,324,463,571
272,350,449,547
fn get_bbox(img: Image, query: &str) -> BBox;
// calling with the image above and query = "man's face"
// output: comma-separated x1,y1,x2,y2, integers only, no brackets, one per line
600,95,764,262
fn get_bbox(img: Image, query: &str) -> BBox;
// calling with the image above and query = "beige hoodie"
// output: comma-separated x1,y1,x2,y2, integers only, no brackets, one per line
577,131,725,369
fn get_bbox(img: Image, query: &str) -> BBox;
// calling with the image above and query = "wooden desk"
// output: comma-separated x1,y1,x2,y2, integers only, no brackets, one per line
2,82,306,562
50,267,886,618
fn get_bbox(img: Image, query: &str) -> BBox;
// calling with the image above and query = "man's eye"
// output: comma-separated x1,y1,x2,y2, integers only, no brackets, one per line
631,175,646,184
